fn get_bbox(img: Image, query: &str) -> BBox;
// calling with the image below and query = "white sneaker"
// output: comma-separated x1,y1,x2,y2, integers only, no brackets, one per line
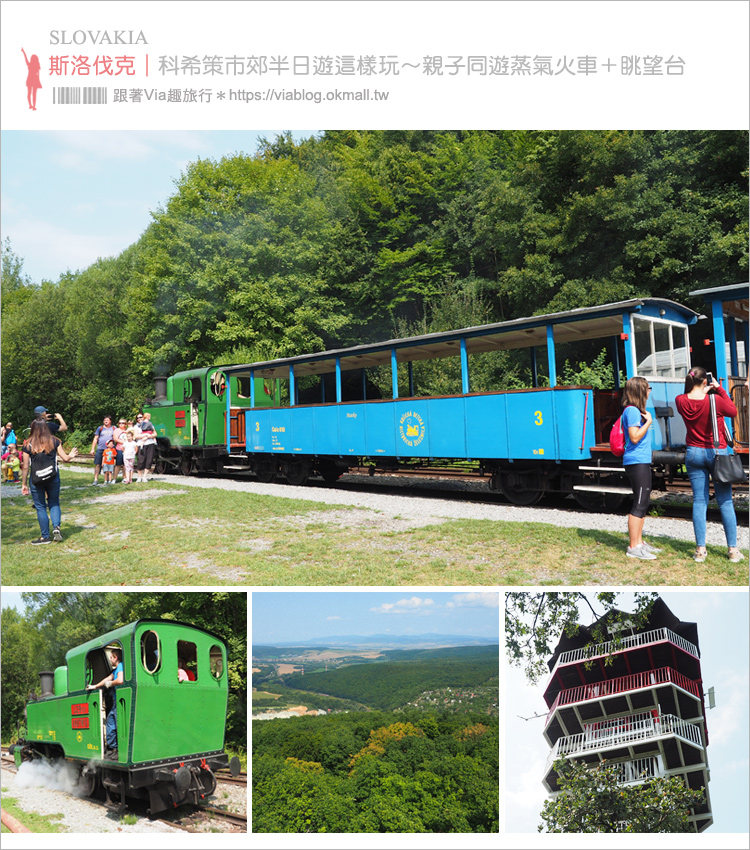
626,544,657,561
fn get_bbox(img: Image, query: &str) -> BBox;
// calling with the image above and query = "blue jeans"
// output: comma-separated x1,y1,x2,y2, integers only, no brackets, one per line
105,699,118,750
29,475,61,539
685,446,737,548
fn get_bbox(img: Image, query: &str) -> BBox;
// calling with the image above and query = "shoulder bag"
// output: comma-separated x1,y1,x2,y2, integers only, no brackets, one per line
709,394,747,485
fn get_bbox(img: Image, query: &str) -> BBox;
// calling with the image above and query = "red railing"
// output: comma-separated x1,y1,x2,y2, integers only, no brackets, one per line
545,666,701,726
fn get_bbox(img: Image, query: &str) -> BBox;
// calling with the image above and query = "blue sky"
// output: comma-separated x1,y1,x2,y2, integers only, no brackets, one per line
252,591,500,644
505,590,750,838
0,130,316,285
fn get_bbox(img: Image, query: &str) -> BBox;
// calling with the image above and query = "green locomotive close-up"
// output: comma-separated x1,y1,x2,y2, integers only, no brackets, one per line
10,619,240,814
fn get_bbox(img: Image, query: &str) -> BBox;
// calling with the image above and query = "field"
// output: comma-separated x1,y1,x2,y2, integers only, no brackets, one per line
2,468,747,587
253,645,500,715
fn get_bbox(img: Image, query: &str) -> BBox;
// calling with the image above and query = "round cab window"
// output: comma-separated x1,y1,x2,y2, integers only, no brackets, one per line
210,645,223,679
141,630,161,674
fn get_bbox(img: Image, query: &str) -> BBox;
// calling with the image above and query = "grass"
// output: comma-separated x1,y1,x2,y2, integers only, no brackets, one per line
1,469,747,586
0,793,65,833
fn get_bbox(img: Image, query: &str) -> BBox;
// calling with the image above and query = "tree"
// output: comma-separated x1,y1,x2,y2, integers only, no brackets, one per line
0,607,38,739
505,592,657,684
539,758,705,833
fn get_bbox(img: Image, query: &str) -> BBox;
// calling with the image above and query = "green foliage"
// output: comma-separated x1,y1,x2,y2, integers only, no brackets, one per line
2,132,747,429
282,648,499,711
61,428,94,454
539,758,705,833
505,592,657,684
252,711,498,833
0,607,37,740
559,347,624,389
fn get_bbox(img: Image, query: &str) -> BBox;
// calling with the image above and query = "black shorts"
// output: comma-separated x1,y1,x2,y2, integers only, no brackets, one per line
625,463,652,518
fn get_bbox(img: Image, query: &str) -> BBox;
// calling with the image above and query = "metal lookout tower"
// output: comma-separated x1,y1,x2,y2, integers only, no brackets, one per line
541,597,712,832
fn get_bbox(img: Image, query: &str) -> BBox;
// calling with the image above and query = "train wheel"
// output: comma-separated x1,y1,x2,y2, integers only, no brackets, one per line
77,764,98,797
573,490,625,512
497,471,544,506
284,461,311,486
180,455,193,476
255,461,277,484
319,461,345,484
155,458,168,475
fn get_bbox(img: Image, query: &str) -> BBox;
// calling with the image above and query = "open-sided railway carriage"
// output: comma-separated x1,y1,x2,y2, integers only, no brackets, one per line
145,292,748,509
11,619,240,814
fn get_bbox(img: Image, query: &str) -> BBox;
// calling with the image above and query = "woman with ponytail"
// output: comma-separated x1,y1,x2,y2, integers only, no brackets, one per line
621,376,660,560
675,366,743,563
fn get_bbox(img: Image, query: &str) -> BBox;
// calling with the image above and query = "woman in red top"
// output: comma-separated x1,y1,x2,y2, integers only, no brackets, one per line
675,366,743,563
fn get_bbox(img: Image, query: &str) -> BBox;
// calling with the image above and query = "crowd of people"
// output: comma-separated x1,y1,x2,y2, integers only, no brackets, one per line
90,412,157,485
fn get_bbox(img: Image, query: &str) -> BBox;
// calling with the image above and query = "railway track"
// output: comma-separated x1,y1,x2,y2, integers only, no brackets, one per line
157,804,247,832
216,770,247,786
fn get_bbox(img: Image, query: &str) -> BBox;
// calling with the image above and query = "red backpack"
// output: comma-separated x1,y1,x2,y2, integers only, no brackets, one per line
609,415,626,457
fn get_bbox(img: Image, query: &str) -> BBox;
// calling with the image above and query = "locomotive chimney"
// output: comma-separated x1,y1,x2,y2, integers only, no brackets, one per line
153,376,168,401
38,671,54,697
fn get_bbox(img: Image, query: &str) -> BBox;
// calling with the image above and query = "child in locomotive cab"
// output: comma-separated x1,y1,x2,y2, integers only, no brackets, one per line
621,376,661,561
88,647,124,760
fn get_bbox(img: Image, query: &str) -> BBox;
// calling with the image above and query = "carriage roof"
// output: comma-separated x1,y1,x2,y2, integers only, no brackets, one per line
218,297,699,380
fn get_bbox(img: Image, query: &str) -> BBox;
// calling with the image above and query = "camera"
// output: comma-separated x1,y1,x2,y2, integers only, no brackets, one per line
706,372,714,385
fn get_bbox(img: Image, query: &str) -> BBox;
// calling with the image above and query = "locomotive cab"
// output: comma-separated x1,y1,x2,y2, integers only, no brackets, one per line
14,619,239,814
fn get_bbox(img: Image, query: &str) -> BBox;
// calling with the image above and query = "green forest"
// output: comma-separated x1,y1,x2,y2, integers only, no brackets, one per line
2,130,747,438
252,710,499,832
0,592,247,757
278,646,499,711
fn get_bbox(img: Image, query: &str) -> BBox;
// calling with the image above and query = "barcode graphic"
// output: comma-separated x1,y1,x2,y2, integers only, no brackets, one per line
53,87,108,105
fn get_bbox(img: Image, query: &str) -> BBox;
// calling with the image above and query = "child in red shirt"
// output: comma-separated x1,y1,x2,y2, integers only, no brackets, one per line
102,439,117,485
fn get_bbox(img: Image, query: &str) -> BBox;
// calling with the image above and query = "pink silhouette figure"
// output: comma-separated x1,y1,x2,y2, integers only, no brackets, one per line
22,48,42,110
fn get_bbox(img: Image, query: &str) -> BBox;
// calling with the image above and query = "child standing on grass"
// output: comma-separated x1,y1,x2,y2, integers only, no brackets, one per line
102,439,117,484
122,429,138,484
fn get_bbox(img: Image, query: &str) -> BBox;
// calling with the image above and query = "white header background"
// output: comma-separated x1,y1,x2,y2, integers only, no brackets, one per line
1,0,748,130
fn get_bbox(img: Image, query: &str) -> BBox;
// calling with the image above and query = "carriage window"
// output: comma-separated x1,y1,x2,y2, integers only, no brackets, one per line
234,375,251,398
632,317,688,379
140,630,161,674
671,324,689,375
210,644,224,680
177,640,198,682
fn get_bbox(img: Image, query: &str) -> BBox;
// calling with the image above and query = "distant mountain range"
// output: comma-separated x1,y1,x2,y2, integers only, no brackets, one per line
255,633,498,650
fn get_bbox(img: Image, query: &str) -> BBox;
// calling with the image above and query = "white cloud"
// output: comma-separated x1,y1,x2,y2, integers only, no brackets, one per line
370,597,435,615
447,592,499,609
326,616,342,621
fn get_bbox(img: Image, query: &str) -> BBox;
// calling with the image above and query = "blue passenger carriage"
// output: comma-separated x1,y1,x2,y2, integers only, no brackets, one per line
147,297,702,508
689,282,748,452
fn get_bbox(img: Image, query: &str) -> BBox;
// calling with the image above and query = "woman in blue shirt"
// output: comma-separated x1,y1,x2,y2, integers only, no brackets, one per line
621,376,659,560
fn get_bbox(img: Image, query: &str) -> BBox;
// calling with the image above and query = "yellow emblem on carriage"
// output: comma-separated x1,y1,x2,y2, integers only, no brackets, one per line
398,411,426,448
